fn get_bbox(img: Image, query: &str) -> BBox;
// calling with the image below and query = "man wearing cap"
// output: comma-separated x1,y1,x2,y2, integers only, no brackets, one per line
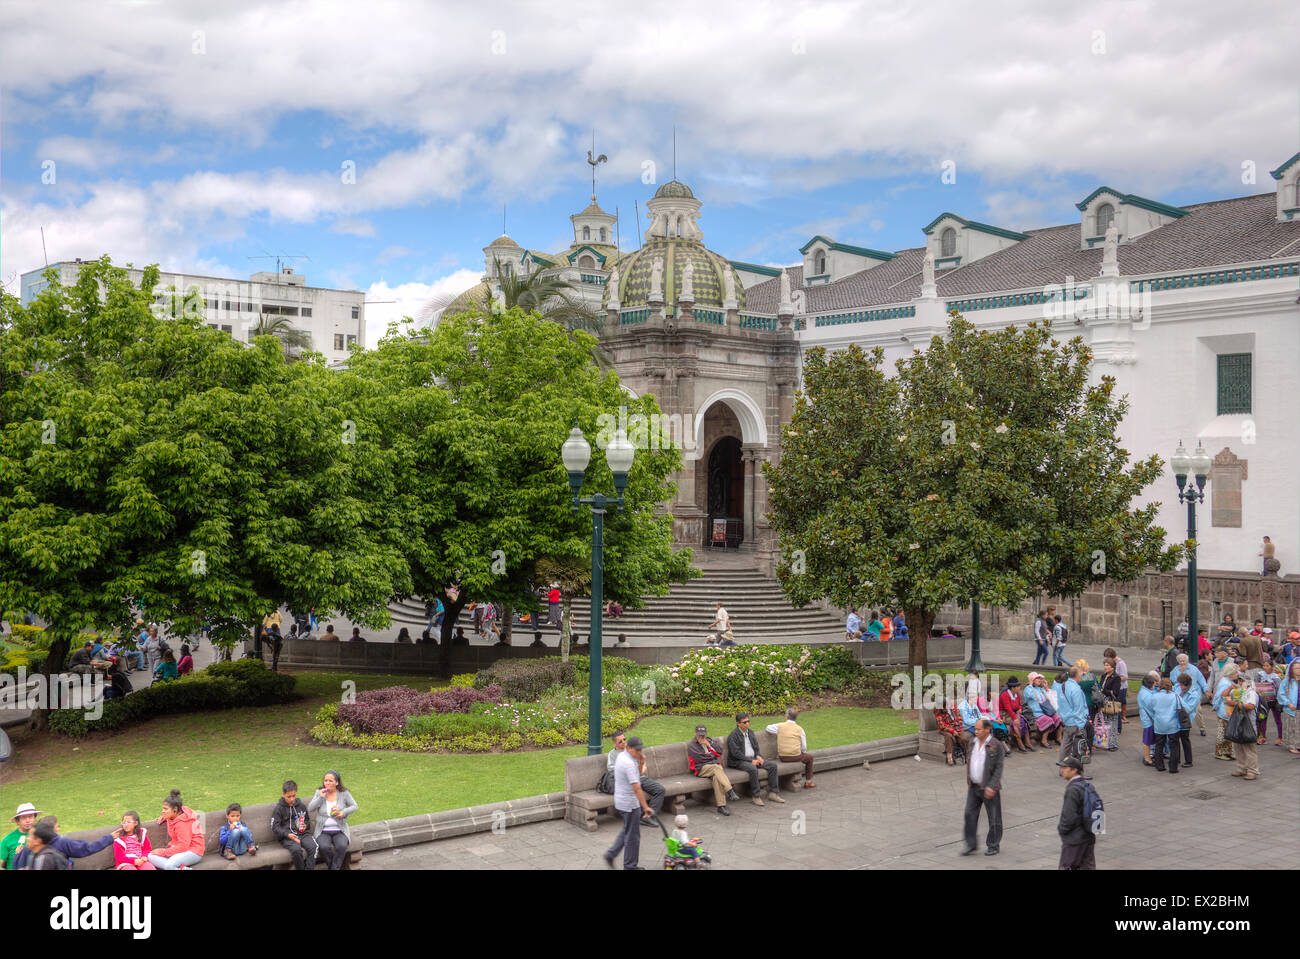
607,731,665,826
1,803,41,870
13,814,116,870
727,712,784,806
1057,758,1097,870
687,726,741,816
603,735,653,870
961,718,1004,857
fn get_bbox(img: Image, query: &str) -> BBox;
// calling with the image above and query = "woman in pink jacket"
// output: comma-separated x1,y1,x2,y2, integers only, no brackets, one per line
113,811,156,870
147,790,205,869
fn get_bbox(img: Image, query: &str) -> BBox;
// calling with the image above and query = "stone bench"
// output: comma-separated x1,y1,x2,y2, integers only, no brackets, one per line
62,801,364,870
564,730,920,831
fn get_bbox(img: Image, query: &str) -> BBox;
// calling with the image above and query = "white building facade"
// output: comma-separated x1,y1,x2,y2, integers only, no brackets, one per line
19,261,366,367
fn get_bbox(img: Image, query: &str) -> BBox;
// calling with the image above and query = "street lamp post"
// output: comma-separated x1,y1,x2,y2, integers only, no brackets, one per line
562,424,636,756
1171,441,1211,653
965,598,984,673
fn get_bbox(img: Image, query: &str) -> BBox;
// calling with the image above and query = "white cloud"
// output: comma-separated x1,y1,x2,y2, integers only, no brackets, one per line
330,218,376,237
363,269,482,344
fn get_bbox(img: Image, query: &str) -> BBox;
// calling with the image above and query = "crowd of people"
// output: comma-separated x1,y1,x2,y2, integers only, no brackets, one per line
845,608,908,642
0,772,359,871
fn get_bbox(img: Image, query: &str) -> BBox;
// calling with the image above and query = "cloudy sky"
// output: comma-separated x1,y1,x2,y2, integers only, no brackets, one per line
2,0,1297,341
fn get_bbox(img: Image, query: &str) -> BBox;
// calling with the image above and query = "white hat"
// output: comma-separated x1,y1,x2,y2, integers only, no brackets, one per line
1262,628,1273,634
12,802,40,820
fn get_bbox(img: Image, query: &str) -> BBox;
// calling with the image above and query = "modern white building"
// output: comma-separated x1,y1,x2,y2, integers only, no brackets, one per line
19,261,366,366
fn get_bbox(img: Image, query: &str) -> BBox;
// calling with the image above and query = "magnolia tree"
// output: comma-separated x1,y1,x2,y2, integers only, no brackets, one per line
342,306,696,676
765,315,1180,667
0,259,407,726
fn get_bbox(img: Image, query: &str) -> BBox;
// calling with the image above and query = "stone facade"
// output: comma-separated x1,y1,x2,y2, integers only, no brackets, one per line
938,570,1300,650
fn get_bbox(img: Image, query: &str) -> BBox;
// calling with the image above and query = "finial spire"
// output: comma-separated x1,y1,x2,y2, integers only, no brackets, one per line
672,125,677,181
586,130,608,203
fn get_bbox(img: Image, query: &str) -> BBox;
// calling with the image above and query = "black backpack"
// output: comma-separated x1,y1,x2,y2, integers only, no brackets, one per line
596,769,615,794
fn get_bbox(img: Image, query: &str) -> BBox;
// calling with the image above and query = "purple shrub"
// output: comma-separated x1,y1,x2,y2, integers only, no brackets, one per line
338,683,504,735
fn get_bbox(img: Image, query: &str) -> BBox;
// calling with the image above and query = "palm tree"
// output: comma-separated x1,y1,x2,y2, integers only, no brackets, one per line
248,313,313,360
490,260,604,333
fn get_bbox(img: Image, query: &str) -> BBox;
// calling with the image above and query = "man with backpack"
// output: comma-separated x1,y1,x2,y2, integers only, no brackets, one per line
1057,757,1101,870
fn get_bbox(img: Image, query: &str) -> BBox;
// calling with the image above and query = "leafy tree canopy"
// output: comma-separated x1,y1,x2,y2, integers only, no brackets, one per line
765,314,1179,665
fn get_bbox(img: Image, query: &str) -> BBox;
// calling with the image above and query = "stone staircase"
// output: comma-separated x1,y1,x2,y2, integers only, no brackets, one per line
380,564,848,645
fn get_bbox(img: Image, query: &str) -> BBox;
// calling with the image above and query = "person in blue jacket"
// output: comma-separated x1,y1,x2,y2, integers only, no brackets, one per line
1170,652,1208,740
1137,672,1158,766
1150,678,1183,772
12,815,116,869
958,696,982,738
1211,663,1239,761
1056,666,1090,763
1277,659,1300,755
1175,672,1200,768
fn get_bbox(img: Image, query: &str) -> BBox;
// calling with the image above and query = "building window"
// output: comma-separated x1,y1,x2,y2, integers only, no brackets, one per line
940,228,956,258
351,306,359,319
814,250,826,276
1216,353,1252,414
582,226,590,241
599,227,607,242
334,334,345,350
579,255,595,269
301,307,312,317
220,324,232,334
1096,203,1115,235
208,323,218,330
346,334,357,348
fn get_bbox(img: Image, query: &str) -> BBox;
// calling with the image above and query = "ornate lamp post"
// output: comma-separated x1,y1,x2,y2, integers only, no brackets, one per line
1171,441,1211,652
562,424,636,756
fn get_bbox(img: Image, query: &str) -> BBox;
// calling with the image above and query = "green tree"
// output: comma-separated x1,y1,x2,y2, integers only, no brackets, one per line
765,315,1179,667
0,258,407,726
490,259,603,332
248,312,314,359
341,305,696,676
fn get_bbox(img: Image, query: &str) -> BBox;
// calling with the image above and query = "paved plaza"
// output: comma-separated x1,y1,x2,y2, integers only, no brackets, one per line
360,722,1300,870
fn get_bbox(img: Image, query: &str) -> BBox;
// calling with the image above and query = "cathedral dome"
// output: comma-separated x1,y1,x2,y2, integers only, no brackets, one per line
653,180,695,200
607,236,744,312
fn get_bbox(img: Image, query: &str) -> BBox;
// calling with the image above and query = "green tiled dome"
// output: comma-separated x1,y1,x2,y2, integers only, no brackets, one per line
607,237,744,312
653,180,695,200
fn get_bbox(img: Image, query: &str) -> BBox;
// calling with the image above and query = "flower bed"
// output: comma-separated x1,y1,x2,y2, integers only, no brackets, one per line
337,684,503,735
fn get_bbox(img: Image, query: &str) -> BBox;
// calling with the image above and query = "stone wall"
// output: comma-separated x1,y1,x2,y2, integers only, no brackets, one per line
938,569,1299,650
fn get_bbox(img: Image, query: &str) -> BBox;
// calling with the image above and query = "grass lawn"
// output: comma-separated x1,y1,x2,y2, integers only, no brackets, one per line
3,671,916,833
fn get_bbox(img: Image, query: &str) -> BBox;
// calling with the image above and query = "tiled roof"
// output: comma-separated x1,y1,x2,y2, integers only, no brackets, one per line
739,193,1300,314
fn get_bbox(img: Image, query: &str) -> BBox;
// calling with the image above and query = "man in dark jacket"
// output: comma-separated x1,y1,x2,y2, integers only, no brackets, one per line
686,726,740,816
1158,635,1180,678
12,816,113,869
1057,757,1097,870
725,713,783,806
270,780,317,870
961,719,1005,856
20,819,69,870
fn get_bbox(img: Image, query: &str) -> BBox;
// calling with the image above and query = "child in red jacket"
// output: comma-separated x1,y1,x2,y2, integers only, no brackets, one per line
114,811,155,870
147,790,205,869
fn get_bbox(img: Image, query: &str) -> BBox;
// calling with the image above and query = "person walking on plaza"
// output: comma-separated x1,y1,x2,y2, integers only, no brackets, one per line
1278,659,1300,754
961,719,1004,857
1150,678,1183,773
1057,666,1089,763
1212,663,1239,761
1229,675,1260,780
1138,671,1159,766
603,736,653,870
766,706,816,787
727,713,784,806
1056,758,1097,870
687,726,740,816
1105,647,1130,728
1033,611,1051,666
1175,672,1198,767
706,602,733,645
607,732,664,824
1051,615,1069,667
1098,658,1124,751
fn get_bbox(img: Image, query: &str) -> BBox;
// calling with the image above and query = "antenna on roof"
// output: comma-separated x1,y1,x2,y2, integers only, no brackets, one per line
503,204,507,236
40,227,49,267
248,253,309,274
672,125,677,181
615,206,620,254
634,201,642,251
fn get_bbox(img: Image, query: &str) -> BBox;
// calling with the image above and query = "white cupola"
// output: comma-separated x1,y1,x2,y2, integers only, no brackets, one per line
1270,153,1300,223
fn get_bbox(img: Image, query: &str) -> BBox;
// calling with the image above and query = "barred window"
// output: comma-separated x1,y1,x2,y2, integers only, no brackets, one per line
1216,353,1251,415
940,228,956,257
1095,203,1115,235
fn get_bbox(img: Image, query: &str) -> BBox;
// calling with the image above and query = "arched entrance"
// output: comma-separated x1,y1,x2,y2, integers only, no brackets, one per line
706,436,744,547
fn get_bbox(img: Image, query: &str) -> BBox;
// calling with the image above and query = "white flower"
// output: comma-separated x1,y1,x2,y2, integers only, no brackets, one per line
909,542,920,550
970,441,981,450
742,681,750,687
684,686,691,693
897,434,908,442
695,668,704,676
994,423,1009,434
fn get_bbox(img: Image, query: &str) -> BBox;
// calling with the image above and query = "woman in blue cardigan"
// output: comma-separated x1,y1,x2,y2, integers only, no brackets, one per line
1137,672,1159,767
1150,678,1182,773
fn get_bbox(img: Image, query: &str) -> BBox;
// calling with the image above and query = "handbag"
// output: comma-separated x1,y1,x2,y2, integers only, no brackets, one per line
1092,716,1110,749
1224,707,1256,745
1034,689,1057,718
1175,700,1191,731
1102,697,1122,716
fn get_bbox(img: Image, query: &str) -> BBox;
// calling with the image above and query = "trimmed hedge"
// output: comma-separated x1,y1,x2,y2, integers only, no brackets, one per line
47,661,296,738
338,684,503,736
473,659,576,701
402,705,512,739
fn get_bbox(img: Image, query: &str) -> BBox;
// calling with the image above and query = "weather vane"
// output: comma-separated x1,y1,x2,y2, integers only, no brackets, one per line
587,130,607,201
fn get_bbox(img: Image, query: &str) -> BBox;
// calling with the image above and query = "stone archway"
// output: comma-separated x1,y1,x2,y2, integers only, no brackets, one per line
706,436,745,547
691,390,769,549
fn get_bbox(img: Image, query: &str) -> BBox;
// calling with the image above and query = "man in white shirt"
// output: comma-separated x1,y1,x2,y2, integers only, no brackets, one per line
606,732,664,824
961,719,1005,857
707,603,733,645
845,609,863,641
603,736,653,870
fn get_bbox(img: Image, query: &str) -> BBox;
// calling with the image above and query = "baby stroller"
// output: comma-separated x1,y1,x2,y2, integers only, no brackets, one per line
653,817,712,870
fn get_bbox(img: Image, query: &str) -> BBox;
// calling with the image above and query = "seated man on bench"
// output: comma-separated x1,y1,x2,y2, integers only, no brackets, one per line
726,713,784,807
687,726,741,816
